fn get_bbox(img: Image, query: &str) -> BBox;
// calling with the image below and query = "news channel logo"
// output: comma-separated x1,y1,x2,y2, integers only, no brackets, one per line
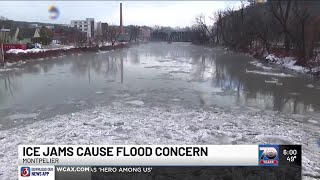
48,5,60,20
20,167,30,177
258,145,279,166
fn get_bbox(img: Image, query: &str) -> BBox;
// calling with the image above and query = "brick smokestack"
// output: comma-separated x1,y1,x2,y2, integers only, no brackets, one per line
120,3,124,34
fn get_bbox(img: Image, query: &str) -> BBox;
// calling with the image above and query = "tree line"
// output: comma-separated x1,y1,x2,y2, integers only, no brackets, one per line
192,0,320,66
0,19,147,47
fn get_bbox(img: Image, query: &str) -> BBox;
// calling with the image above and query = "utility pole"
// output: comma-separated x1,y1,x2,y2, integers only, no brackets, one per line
0,43,4,67
0,29,9,66
121,56,123,83
0,32,4,67
120,3,124,34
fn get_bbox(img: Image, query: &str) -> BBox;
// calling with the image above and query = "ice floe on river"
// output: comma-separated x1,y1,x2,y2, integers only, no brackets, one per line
0,104,319,179
245,69,295,77
249,61,273,70
5,113,39,120
307,84,315,88
125,100,145,106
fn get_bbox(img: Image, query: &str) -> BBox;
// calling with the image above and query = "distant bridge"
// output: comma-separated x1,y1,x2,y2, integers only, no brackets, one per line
150,31,193,42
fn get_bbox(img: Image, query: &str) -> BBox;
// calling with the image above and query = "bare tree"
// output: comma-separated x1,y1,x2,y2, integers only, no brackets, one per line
129,25,140,42
291,2,311,61
246,3,277,54
270,0,294,51
213,10,225,44
106,25,120,42
0,30,10,66
191,23,209,44
195,14,215,42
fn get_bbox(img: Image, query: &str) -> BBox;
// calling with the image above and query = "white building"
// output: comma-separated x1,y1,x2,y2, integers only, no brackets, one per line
29,24,39,28
70,18,95,39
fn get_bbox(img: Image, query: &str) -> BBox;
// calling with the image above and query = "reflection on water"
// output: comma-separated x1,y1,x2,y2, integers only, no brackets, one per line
0,42,320,116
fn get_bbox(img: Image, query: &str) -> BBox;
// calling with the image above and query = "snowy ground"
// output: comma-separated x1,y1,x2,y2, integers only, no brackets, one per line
248,53,320,77
0,103,319,179
266,54,308,73
5,45,75,54
6,48,47,54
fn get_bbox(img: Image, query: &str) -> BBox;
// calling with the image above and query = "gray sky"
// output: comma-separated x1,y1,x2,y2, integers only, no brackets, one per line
0,1,242,27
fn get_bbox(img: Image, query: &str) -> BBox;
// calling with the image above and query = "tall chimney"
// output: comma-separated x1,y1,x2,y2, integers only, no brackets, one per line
120,3,124,34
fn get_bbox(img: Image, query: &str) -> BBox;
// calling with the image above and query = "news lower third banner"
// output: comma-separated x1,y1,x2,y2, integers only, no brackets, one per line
19,145,258,166
18,145,302,180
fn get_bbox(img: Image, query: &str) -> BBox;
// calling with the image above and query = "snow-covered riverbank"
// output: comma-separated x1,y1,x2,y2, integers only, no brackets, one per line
5,45,75,54
0,43,130,67
260,53,320,76
265,54,320,75
0,103,319,179
223,44,320,76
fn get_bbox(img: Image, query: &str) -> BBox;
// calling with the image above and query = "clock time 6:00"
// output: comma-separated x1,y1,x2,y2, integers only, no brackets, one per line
283,149,298,156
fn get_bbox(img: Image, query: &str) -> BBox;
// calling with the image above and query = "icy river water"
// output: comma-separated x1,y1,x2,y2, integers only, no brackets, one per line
0,42,319,179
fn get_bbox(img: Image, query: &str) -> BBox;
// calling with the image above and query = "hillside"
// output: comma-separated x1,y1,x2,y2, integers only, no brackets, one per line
0,19,62,30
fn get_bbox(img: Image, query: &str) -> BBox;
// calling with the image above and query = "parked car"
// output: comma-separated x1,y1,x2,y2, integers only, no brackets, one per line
26,43,42,49
34,43,42,48
26,43,35,49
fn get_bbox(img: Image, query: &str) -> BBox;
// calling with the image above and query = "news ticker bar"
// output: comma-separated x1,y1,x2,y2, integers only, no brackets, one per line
18,165,302,180
19,145,301,166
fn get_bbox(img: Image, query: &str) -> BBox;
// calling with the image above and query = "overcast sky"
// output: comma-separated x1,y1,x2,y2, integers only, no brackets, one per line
0,1,242,27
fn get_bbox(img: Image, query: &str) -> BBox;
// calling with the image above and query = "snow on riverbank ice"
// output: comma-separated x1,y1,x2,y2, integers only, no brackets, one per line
98,42,112,47
266,54,308,73
51,45,75,50
0,104,319,179
0,67,19,72
6,48,48,54
6,45,75,54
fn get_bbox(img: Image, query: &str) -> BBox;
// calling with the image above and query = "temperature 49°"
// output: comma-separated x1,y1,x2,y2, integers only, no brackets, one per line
287,156,297,162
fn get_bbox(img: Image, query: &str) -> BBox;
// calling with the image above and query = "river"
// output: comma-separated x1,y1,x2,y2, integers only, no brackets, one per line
1,42,320,128
0,42,319,179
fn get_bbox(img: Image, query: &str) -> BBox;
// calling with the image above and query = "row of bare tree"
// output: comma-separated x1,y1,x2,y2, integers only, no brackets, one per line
193,1,320,65
55,25,141,46
95,25,141,44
